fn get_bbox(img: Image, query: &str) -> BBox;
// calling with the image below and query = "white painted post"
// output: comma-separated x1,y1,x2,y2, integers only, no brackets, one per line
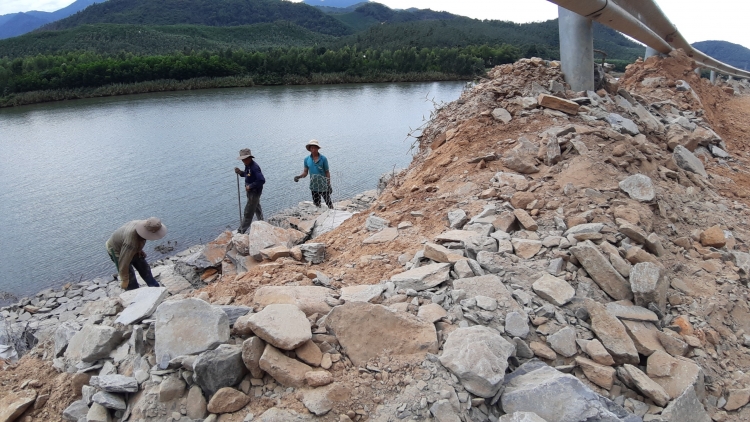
645,47,660,59
558,6,594,92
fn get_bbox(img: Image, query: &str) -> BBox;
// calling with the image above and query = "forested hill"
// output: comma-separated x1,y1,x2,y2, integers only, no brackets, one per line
41,0,353,36
693,40,750,71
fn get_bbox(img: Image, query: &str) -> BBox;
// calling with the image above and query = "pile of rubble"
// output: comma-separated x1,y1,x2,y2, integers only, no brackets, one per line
4,49,750,422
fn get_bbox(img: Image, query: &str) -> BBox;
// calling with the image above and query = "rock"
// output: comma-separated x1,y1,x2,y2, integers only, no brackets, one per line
547,326,577,357
299,243,326,264
622,320,666,356
295,340,323,367
115,287,168,325
424,243,465,264
207,387,250,414
580,339,616,366
700,225,726,248
586,301,639,365
86,402,110,422
629,262,667,313
246,221,305,260
505,311,530,339
90,375,139,393
430,399,461,422
154,298,229,367
0,389,37,422
657,330,690,357
253,286,334,317
260,245,291,261
242,337,266,378
311,210,354,238
618,221,648,244
476,251,506,273
186,385,208,419
92,391,127,410
193,344,248,397
390,263,451,291
64,324,123,363
257,407,312,421
259,344,312,387
532,274,575,306
645,233,666,257
363,227,399,244
503,152,540,174
499,413,547,422
575,356,616,390
511,239,542,259
62,399,89,421
502,363,627,421
448,209,468,229
725,388,750,411
365,215,389,231
439,326,515,397
325,302,438,366
563,223,604,237
54,320,81,357
605,302,659,322
606,113,640,135
465,236,499,259
218,305,252,326
435,230,480,244
619,364,670,406
453,275,521,312
530,341,557,360
673,145,707,177
648,352,704,400
305,370,333,387
244,304,311,350
417,303,448,323
659,387,711,422
571,241,633,301
619,174,655,202
513,209,538,231
492,108,513,123
537,94,580,115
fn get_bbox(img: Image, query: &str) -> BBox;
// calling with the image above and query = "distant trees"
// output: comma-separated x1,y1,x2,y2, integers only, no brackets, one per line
0,44,519,96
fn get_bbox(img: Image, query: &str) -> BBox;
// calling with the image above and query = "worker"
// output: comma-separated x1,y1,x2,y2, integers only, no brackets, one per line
234,148,265,233
106,217,166,290
293,139,333,208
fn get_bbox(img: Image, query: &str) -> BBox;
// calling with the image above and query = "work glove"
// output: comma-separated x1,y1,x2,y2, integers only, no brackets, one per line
234,167,242,175
294,176,300,182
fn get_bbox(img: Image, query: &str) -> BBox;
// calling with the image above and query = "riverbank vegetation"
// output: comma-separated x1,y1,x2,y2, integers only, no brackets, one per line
0,0,645,106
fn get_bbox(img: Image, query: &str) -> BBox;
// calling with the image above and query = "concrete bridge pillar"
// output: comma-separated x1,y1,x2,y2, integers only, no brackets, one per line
645,47,660,59
558,6,594,92
710,70,717,84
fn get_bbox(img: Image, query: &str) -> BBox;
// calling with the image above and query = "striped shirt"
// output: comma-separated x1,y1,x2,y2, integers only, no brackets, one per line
105,220,146,286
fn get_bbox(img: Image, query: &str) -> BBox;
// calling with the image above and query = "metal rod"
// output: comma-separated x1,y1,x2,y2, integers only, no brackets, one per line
236,173,242,229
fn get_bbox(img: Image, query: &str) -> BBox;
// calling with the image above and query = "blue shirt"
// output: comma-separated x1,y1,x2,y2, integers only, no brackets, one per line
240,160,265,194
304,154,330,192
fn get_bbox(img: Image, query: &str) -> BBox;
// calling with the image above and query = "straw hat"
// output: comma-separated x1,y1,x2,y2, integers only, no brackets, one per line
237,148,254,160
135,217,167,240
306,140,321,151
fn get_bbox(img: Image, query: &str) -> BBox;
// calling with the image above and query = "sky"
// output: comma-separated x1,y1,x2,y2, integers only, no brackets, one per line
2,0,749,49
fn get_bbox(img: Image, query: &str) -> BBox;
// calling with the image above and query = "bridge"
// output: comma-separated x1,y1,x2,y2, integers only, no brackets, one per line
548,0,750,91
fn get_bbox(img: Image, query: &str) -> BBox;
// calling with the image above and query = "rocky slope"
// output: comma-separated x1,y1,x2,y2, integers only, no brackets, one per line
4,49,750,422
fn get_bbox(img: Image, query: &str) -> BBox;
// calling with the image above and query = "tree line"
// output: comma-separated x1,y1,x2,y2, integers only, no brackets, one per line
0,44,520,96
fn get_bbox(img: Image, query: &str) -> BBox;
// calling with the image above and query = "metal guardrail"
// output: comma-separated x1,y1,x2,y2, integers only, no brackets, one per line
548,0,750,79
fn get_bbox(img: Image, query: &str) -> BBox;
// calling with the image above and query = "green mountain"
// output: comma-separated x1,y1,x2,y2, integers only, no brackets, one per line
41,0,352,36
693,40,750,71
0,0,105,39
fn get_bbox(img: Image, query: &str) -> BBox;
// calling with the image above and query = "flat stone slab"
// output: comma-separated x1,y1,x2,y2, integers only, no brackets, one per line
363,227,399,244
253,286,334,317
587,300,639,365
571,240,633,301
326,302,438,366
673,145,708,178
532,273,575,306
605,301,659,322
246,304,311,350
90,374,139,393
453,275,521,312
154,298,229,366
435,230,480,244
563,223,604,237
390,263,451,291
115,287,168,325
0,390,37,422
340,285,385,303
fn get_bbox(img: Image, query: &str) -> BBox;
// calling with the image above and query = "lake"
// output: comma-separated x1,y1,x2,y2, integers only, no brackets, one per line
0,81,466,300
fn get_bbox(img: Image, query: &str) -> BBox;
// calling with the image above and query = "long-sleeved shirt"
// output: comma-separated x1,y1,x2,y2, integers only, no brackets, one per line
105,220,146,285
240,160,265,194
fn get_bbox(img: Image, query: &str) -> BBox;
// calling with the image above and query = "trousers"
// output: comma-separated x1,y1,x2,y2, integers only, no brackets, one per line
312,190,333,209
108,250,160,290
240,190,263,233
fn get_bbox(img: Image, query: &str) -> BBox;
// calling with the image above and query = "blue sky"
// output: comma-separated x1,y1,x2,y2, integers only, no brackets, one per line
2,0,749,48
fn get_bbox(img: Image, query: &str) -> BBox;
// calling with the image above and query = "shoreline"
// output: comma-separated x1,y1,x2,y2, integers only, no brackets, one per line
0,72,470,108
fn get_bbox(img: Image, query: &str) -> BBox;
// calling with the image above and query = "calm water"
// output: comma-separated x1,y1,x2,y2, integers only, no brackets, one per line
0,82,465,300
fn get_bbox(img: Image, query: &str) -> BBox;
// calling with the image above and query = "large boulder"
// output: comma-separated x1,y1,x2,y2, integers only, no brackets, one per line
245,304,311,350
115,287,168,325
193,344,248,397
439,326,515,397
311,210,354,238
571,240,633,301
154,298,230,366
501,363,634,422
325,302,438,366
54,320,81,357
253,286,334,317
64,324,123,363
390,263,451,291
247,221,305,260
259,344,312,388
